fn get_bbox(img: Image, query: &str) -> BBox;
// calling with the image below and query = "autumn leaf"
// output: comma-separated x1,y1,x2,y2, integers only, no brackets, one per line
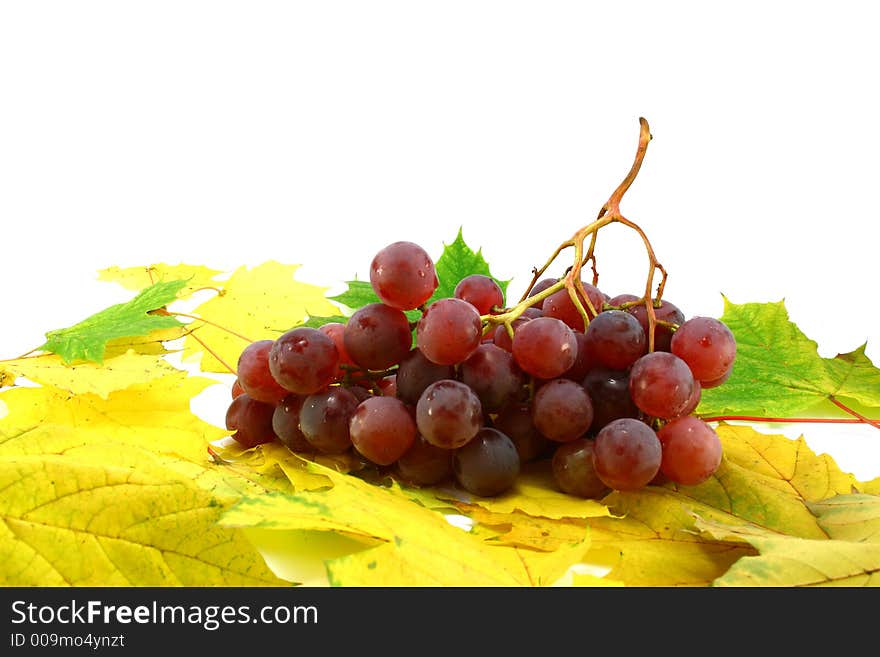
698,298,880,419
695,518,880,586
98,263,225,300
0,453,288,586
38,279,186,364
0,375,227,465
807,494,880,543
220,457,545,585
0,350,182,399
181,261,339,372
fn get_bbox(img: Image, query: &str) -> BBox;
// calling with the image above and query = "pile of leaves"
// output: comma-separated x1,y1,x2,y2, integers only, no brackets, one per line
1,231,878,587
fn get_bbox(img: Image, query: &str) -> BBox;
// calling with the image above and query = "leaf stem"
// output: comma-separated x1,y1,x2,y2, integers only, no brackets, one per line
828,396,880,430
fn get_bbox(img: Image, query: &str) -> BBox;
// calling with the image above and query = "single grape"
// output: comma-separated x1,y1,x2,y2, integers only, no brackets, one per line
349,396,417,465
319,322,356,380
459,343,525,412
236,339,290,403
670,316,737,383
416,379,483,449
396,434,454,486
607,293,640,308
343,302,412,371
299,386,360,454
453,427,520,497
542,282,604,332
657,416,722,486
231,378,245,399
226,393,276,449
583,310,647,370
561,331,596,382
454,274,504,315
493,316,530,352
592,418,662,491
268,327,339,395
512,316,577,379
347,385,374,403
525,277,558,300
628,299,685,352
700,367,732,389
395,348,455,405
581,367,640,432
369,240,439,310
272,393,312,452
416,297,482,365
628,351,695,419
531,378,594,442
521,306,544,319
674,379,702,418
492,403,550,463
552,438,610,499
376,374,397,397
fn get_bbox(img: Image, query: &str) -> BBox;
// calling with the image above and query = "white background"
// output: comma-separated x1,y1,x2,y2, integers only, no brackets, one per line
1,2,879,478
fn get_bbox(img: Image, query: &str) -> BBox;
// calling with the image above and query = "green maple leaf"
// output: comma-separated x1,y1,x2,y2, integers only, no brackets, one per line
698,298,880,419
328,228,510,320
40,279,186,365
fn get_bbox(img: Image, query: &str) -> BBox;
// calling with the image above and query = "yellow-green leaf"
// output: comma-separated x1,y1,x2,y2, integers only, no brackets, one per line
98,263,225,300
696,518,880,586
807,494,880,543
0,351,181,399
0,454,287,586
0,376,226,465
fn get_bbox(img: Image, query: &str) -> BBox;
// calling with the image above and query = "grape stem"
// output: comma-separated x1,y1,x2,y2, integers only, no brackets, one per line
491,117,667,351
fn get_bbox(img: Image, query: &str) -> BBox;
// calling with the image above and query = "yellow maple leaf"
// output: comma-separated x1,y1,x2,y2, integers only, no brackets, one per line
98,263,225,299
181,261,339,373
0,350,181,399
696,518,880,586
0,375,226,465
220,458,535,586
0,452,287,586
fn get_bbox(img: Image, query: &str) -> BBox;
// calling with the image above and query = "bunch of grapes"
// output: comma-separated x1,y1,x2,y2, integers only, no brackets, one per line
224,238,736,500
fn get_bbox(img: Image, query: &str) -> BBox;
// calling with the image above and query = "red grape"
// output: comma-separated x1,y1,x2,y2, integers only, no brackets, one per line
416,297,482,365
592,418,662,491
226,393,276,449
583,310,647,370
531,378,594,442
542,282,604,332
628,299,685,352
512,316,577,379
453,427,520,497
454,274,504,315
581,367,640,432
237,339,290,403
349,396,417,465
657,416,722,486
268,327,339,395
396,434,454,486
395,347,455,405
343,302,412,371
552,438,609,499
459,343,525,412
369,241,438,310
628,351,695,419
416,379,483,449
272,393,312,452
492,403,550,463
299,386,360,454
670,316,736,383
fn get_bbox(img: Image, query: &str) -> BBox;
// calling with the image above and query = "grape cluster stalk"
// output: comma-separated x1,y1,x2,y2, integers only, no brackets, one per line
223,118,737,498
